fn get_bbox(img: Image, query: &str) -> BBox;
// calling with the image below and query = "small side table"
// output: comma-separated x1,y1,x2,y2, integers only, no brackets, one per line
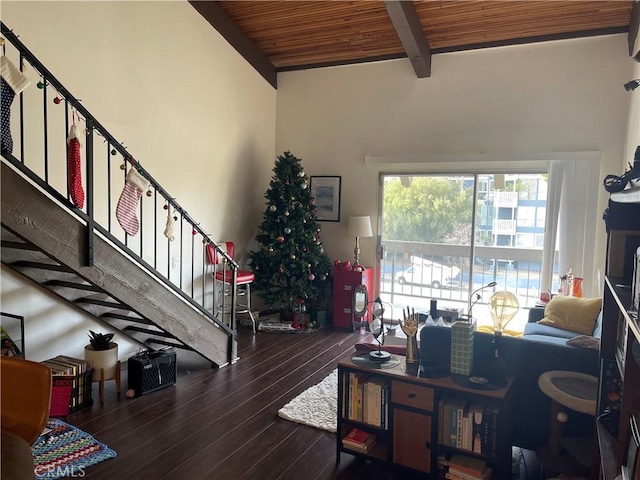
536,370,598,476
95,361,121,403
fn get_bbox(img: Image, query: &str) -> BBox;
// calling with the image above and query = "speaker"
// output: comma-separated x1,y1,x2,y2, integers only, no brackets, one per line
419,325,450,378
128,349,176,397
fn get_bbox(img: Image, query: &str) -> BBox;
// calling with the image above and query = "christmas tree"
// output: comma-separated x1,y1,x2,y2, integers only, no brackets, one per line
250,151,333,318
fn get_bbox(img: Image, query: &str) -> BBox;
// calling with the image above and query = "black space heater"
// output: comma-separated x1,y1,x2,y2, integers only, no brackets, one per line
128,348,177,397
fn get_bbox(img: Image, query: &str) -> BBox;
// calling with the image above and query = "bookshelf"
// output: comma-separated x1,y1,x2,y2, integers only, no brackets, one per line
337,355,514,478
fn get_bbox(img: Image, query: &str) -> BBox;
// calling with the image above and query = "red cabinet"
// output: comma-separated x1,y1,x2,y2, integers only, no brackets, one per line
332,267,373,329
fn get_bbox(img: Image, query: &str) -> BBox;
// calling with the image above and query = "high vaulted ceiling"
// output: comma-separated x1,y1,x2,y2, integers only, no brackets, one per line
189,1,639,88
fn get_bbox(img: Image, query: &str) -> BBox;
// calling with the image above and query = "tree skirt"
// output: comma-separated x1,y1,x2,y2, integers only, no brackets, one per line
278,369,337,432
32,418,116,480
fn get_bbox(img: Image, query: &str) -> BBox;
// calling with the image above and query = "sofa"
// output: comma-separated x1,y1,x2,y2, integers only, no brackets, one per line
417,304,600,451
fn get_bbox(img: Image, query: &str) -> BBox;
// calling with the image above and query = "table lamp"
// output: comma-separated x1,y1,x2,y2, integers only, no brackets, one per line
346,216,372,266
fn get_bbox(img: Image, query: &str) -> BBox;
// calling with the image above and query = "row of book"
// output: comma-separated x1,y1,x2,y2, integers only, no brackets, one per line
41,355,93,416
341,426,376,454
439,454,493,480
342,372,389,428
437,396,500,456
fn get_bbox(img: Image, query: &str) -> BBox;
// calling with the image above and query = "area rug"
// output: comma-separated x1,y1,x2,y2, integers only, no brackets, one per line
32,418,117,480
278,369,337,433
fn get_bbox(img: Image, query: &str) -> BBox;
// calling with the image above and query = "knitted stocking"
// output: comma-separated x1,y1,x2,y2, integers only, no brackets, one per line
0,56,31,155
116,168,149,236
163,205,175,241
0,78,15,154
67,124,84,208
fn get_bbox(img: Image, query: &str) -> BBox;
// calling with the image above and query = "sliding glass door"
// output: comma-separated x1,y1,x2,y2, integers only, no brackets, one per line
379,172,551,325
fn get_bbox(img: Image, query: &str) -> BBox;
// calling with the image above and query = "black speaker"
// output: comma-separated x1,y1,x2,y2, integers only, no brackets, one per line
128,349,177,397
419,325,451,378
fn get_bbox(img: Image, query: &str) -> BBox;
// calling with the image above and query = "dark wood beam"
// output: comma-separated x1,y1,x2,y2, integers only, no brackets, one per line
188,1,277,89
630,0,640,59
384,1,431,78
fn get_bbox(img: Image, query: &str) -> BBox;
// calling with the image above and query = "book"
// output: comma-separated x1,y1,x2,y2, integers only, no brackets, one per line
456,400,468,448
342,426,376,452
449,398,466,447
441,395,452,446
470,401,486,454
437,394,447,444
447,466,492,480
49,375,74,417
448,454,487,477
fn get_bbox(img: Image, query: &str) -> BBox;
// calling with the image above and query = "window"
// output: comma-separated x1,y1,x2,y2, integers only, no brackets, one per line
379,173,550,320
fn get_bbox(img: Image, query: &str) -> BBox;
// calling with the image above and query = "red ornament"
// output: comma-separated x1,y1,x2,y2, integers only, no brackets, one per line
163,204,169,210
308,273,315,281
192,229,197,235
53,97,62,104
277,235,285,243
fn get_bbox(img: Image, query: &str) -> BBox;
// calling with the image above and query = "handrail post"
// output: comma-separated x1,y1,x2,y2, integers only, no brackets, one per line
85,118,94,266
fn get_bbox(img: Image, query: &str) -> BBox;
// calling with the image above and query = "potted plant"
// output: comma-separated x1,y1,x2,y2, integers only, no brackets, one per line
84,330,118,382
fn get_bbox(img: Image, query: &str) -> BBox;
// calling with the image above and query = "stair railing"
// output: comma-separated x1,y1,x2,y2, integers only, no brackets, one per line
0,22,239,343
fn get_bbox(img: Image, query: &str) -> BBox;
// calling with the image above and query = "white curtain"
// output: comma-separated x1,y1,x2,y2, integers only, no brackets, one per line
542,159,600,297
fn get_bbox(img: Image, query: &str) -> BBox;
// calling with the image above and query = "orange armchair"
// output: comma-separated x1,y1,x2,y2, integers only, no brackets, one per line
1,356,52,445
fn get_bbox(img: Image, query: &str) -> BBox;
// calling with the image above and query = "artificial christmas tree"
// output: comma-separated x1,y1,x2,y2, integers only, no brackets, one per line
250,151,333,325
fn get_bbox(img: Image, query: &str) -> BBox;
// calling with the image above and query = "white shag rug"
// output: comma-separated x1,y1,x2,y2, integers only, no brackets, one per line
278,369,337,433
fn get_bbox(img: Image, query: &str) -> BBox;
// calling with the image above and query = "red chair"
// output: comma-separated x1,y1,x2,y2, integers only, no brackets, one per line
206,241,257,334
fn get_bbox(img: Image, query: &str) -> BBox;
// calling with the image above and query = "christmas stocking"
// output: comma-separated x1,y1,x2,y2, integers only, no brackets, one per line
67,123,85,208
116,168,149,236
1,56,31,154
163,205,175,241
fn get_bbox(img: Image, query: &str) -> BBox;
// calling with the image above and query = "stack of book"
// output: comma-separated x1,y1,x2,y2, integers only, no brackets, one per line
341,426,376,454
41,355,93,416
446,454,492,480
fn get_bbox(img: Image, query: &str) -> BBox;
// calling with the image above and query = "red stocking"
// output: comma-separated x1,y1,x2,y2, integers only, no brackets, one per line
67,124,84,209
116,168,149,236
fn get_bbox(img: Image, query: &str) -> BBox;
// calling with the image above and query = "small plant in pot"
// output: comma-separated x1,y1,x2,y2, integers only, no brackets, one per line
84,330,118,382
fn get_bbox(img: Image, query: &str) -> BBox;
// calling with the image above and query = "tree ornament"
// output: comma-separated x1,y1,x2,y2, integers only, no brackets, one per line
269,205,277,212
120,163,127,170
192,229,198,235
173,215,178,221
307,263,311,268
284,211,289,216
284,227,291,234
308,273,315,281
146,189,153,197
53,96,62,104
285,180,289,186
268,247,274,253
163,204,169,210
277,236,285,243
291,254,296,259
111,148,117,155
279,267,284,273
37,81,45,89
302,183,308,189
299,171,305,177
320,274,327,281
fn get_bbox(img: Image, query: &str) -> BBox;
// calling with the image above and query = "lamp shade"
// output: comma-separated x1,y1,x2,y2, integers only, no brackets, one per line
346,216,373,238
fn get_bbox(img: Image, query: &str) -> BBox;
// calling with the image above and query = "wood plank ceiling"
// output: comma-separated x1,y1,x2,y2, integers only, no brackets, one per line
189,0,638,88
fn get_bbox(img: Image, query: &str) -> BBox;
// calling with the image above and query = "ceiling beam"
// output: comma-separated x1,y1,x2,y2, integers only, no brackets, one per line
188,1,277,89
384,1,431,78
629,0,640,60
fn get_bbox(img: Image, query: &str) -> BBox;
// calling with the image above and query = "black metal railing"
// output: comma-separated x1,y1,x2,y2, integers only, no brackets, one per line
1,22,238,338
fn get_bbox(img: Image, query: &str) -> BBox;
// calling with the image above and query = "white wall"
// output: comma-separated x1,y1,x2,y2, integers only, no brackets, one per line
276,34,633,297
0,0,276,361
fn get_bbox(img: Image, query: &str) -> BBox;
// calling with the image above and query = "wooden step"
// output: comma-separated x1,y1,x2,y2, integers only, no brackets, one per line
101,312,154,325
44,280,103,292
0,240,39,251
10,260,73,272
123,326,175,338
75,297,130,309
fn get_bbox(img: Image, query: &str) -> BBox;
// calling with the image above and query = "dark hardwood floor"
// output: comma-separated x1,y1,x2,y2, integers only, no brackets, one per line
66,326,541,480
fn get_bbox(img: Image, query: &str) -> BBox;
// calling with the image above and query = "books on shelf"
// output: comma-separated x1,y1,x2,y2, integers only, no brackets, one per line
343,371,389,428
448,454,487,476
342,426,376,453
439,396,499,455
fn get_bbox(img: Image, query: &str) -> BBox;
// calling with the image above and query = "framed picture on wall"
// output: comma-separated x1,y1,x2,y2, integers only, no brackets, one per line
310,176,341,222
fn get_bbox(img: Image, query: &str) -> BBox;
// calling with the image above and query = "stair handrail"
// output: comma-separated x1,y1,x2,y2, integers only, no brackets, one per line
0,22,237,270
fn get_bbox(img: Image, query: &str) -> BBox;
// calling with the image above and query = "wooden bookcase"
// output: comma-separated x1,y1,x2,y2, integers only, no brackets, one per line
596,277,640,480
337,355,514,478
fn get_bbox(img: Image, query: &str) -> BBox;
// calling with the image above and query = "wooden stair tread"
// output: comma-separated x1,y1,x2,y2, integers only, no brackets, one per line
44,280,103,292
10,260,73,272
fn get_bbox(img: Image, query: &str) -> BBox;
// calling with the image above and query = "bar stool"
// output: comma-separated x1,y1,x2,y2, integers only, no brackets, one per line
206,242,257,334
536,370,598,477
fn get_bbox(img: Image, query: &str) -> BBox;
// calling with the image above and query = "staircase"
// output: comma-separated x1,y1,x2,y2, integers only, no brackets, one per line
0,23,238,367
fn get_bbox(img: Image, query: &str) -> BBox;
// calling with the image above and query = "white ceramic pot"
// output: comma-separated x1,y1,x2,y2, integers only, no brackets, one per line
84,342,118,382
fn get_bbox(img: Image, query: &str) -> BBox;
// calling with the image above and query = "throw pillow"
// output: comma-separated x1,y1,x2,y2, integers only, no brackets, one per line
537,296,602,335
566,335,600,350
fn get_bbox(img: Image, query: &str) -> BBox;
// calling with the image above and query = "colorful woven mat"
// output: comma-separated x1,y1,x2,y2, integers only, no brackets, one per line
32,418,116,480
